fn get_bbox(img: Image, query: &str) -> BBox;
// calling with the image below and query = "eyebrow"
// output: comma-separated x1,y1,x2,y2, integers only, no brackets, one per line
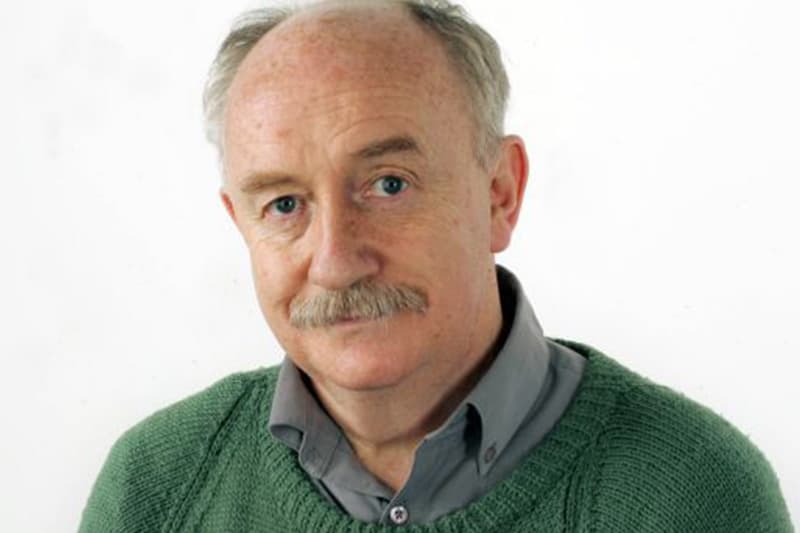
355,135,422,159
237,135,422,194
238,174,296,195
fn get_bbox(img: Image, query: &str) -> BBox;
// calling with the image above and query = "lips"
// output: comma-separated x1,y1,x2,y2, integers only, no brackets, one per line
332,315,369,326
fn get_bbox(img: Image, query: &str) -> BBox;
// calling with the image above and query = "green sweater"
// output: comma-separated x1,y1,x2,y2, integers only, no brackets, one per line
79,340,793,532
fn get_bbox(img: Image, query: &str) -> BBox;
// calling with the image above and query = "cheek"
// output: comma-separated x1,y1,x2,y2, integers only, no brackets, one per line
248,241,302,315
425,191,491,260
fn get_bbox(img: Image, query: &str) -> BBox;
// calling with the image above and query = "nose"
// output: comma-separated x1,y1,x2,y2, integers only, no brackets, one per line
307,198,380,290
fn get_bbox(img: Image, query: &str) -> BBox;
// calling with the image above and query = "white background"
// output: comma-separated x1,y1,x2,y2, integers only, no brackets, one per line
1,0,797,530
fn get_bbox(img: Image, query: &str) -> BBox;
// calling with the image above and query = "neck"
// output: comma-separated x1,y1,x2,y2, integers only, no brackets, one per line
309,277,505,491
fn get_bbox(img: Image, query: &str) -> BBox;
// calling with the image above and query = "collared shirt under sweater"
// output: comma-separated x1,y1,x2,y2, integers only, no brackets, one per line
268,266,587,525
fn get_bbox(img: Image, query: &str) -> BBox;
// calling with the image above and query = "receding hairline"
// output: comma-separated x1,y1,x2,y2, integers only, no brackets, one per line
229,1,465,91
204,0,510,172
224,2,478,157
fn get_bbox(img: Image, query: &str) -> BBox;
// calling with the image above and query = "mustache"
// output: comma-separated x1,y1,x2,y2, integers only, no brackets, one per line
289,280,428,329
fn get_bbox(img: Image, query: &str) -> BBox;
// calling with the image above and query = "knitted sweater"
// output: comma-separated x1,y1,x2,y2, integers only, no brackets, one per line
79,340,793,532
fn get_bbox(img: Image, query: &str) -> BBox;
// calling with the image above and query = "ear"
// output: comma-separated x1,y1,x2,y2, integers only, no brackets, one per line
489,135,529,253
220,187,239,226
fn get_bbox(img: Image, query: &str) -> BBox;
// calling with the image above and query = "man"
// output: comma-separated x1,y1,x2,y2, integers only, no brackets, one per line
80,0,792,531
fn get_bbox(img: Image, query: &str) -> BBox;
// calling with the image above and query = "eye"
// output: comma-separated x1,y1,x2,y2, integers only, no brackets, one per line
266,195,301,216
371,175,409,197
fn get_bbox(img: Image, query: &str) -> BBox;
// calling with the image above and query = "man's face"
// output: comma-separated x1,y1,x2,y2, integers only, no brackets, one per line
221,6,516,394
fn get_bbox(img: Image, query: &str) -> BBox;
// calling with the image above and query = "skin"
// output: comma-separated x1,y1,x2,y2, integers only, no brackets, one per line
220,2,529,491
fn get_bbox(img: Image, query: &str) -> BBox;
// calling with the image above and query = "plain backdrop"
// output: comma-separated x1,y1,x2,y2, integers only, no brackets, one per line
1,0,797,530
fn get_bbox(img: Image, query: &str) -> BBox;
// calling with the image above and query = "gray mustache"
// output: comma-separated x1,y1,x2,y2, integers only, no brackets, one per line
289,280,428,329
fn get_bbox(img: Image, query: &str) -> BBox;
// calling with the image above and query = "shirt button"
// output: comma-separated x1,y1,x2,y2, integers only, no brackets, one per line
389,505,409,525
484,444,497,464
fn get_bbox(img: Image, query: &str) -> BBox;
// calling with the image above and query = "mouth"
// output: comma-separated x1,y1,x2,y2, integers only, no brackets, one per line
331,315,372,326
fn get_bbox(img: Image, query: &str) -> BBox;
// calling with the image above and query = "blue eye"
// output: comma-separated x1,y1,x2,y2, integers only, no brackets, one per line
373,175,408,196
267,196,299,215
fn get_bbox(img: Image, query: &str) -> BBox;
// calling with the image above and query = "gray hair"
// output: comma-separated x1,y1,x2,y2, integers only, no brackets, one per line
202,0,509,169
289,278,428,329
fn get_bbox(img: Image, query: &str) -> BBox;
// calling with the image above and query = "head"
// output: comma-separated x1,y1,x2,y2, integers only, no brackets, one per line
206,0,529,394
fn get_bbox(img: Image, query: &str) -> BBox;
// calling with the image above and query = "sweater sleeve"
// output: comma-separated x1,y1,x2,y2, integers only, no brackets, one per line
699,426,794,533
586,381,793,533
78,370,263,533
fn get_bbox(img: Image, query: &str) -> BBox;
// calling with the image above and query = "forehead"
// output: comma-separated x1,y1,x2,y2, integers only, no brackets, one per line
232,3,456,94
222,4,472,171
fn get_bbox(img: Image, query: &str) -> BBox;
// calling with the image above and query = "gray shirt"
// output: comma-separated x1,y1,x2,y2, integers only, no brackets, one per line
268,266,586,525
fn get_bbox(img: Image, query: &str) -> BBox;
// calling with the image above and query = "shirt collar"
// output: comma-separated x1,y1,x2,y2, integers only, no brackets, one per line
267,264,552,478
269,359,343,479
464,265,551,476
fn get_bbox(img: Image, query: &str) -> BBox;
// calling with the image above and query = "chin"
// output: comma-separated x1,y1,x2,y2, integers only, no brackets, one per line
304,339,426,392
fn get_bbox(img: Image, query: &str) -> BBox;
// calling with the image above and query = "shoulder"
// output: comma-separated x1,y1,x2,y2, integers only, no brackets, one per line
115,366,278,447
79,366,280,533
566,342,792,532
